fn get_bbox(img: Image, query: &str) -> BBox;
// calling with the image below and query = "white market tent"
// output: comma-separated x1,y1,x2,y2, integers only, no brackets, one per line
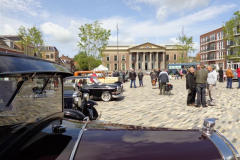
93,65,108,71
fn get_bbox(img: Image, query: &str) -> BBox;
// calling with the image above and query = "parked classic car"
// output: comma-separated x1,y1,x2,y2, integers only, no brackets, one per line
64,83,98,120
64,76,123,101
74,71,121,83
0,52,239,160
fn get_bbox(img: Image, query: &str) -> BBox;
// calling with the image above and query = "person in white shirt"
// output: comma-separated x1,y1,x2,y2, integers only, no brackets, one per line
207,65,217,106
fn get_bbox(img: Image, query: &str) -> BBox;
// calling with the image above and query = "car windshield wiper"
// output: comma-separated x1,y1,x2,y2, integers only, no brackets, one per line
6,80,25,107
39,78,50,94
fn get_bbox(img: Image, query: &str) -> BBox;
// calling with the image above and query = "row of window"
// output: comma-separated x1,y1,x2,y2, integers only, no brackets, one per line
201,51,224,60
200,31,223,44
200,41,224,53
106,63,126,70
107,54,182,61
46,53,54,59
107,55,125,61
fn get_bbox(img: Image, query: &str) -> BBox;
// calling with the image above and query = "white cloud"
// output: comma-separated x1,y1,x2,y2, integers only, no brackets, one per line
40,22,73,43
125,0,211,22
1,0,41,17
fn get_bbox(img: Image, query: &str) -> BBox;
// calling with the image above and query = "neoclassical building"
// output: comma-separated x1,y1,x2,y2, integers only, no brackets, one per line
102,42,187,71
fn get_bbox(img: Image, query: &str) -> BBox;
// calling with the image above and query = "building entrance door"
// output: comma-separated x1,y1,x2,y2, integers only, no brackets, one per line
145,63,148,70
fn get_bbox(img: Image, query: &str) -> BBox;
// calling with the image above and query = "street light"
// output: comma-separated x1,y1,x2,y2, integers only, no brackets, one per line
116,23,119,71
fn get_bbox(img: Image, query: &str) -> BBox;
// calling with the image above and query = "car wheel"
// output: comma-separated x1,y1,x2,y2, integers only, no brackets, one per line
101,92,112,102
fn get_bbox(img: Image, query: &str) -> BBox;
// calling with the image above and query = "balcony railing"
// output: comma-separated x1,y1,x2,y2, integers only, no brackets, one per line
210,37,216,41
207,47,216,51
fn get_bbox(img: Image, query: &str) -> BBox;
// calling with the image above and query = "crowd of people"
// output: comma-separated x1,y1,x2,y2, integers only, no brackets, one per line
186,64,240,107
126,64,240,108
128,68,170,95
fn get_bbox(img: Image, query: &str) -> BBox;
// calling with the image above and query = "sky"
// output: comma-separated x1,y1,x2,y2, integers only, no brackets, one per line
0,0,240,58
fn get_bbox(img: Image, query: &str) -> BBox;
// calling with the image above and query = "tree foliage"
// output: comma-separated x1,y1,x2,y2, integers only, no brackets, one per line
74,52,102,71
18,25,44,56
175,32,196,63
223,11,240,62
78,21,111,58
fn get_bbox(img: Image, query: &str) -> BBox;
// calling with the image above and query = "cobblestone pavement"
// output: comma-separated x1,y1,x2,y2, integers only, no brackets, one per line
95,76,240,152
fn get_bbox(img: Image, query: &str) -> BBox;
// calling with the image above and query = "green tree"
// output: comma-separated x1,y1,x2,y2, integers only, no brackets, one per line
223,11,240,62
18,25,44,57
175,32,196,63
74,52,102,71
78,21,111,58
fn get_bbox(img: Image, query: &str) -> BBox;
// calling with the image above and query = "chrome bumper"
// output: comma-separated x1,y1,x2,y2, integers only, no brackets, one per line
112,92,123,98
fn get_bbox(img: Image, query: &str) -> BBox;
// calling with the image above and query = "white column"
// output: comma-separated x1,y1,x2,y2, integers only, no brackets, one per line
155,52,159,69
163,52,166,69
129,52,132,70
142,52,145,70
136,52,139,70
149,52,152,70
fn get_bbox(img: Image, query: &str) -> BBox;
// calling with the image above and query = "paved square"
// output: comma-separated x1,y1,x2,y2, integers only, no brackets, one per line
95,76,240,152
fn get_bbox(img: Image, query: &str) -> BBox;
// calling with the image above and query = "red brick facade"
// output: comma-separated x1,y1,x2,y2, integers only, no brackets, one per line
200,27,226,69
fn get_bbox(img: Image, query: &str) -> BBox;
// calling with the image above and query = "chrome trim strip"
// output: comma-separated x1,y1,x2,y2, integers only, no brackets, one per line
215,131,240,160
205,132,236,160
69,121,88,160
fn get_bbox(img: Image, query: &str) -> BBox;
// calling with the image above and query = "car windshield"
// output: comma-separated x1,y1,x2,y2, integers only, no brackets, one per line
0,76,62,144
88,77,101,84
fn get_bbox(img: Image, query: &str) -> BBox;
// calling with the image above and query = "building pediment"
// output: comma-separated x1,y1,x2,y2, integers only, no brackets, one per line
129,42,166,50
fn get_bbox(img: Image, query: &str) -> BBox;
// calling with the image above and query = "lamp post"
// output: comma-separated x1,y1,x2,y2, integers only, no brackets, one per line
117,23,119,71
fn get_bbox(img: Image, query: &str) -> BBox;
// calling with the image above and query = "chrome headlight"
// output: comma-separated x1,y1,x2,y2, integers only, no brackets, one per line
73,97,80,105
72,91,78,98
83,93,89,101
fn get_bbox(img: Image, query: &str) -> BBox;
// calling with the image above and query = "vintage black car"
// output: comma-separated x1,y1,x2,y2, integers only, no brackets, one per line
64,76,123,101
0,52,239,160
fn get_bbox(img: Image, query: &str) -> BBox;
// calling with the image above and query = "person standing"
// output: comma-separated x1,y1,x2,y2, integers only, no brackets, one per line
218,67,224,82
207,65,217,106
194,64,208,107
138,69,144,87
122,70,125,83
226,66,234,89
175,69,180,80
237,67,240,89
150,70,154,83
157,68,161,89
180,68,183,79
151,69,157,89
129,69,137,88
182,68,187,80
159,69,169,95
186,67,196,106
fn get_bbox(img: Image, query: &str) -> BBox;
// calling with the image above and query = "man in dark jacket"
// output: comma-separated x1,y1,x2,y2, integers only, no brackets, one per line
194,64,208,107
186,67,196,106
159,69,169,95
138,69,144,87
157,68,161,89
129,69,137,88
182,68,187,80
122,70,125,83
218,67,223,82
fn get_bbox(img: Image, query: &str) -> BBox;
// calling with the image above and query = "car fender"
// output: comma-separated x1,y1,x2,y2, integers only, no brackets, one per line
64,109,85,120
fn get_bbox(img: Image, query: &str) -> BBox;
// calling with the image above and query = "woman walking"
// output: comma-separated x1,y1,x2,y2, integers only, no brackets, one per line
151,69,158,89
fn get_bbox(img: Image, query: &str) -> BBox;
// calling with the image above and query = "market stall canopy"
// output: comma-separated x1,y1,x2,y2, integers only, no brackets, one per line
93,65,108,71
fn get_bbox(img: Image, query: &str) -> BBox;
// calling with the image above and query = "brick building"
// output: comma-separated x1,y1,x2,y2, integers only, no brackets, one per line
200,27,226,69
39,46,60,63
59,54,75,72
0,35,34,55
102,42,187,71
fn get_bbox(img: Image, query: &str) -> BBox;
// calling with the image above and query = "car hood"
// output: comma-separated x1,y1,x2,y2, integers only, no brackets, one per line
98,83,119,88
75,130,222,160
